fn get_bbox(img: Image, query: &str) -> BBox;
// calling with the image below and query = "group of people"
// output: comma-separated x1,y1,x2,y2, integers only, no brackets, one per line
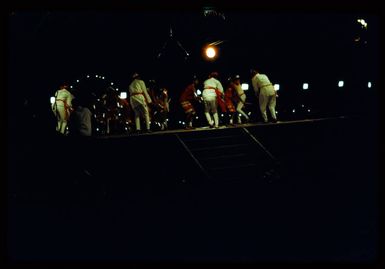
51,68,278,136
179,69,278,129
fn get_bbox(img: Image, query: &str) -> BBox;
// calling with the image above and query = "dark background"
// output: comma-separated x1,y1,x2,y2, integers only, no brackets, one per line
7,6,380,134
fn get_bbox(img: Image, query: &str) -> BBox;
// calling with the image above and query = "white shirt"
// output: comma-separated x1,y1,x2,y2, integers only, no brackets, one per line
251,73,272,96
203,77,224,99
54,88,73,108
129,79,152,108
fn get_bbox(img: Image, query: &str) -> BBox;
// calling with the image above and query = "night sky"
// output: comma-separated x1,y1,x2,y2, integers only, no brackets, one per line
7,7,380,131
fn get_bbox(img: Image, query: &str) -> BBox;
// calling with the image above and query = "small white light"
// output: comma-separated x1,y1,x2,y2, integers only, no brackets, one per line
196,116,199,119
95,75,98,78
116,88,119,90
301,104,304,108
368,82,372,88
50,97,55,104
303,83,309,90
239,114,242,117
274,84,280,91
102,77,105,79
241,83,249,90
338,81,344,87
292,109,295,113
87,75,90,78
76,80,80,83
197,89,202,95
96,128,99,131
248,112,251,116
120,92,127,99
179,121,182,124
118,113,121,116
308,109,311,112
111,82,114,85
182,122,185,125
70,86,73,88
276,111,278,114
221,114,224,117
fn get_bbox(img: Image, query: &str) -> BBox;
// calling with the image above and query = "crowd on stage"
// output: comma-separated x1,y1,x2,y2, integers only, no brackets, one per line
51,69,278,136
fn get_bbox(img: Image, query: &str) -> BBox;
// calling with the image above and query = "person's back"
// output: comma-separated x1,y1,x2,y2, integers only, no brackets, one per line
70,104,92,137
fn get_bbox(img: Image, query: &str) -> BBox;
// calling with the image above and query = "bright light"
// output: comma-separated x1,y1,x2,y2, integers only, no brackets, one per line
274,84,280,91
303,83,309,90
197,89,202,95
119,92,127,99
87,75,90,78
292,109,295,113
111,82,114,85
357,18,368,29
116,88,119,90
70,86,73,88
76,80,80,83
248,112,251,116
206,47,216,58
301,104,305,108
102,77,105,79
308,109,311,112
196,116,199,119
96,128,99,131
241,83,249,90
50,97,55,104
368,82,372,88
221,114,224,117
338,81,344,87
95,75,98,78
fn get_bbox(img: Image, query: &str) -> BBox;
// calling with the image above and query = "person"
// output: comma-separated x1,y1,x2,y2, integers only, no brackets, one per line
202,72,224,128
232,75,250,124
69,96,92,137
128,73,152,133
52,84,74,135
149,81,170,131
251,69,278,123
224,76,237,126
179,76,200,129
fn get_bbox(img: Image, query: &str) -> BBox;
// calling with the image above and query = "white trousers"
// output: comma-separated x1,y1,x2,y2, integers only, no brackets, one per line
259,86,277,122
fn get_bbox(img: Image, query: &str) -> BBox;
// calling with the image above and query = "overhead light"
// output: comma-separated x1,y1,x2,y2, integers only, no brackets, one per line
274,84,280,91
302,83,309,90
338,81,344,87
206,47,216,58
241,83,249,90
50,97,55,104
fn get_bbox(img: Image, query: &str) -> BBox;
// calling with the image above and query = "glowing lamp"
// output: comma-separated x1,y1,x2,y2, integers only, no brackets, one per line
241,83,249,90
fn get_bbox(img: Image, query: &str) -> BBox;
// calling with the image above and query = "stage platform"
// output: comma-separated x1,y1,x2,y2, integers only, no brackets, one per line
7,115,379,262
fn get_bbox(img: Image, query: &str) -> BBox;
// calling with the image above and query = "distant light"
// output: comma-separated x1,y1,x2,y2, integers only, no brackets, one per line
76,80,80,83
197,89,202,95
248,112,251,116
179,121,182,124
116,88,119,90
70,86,73,88
241,83,249,90
338,81,344,87
102,77,105,79
368,82,372,88
239,114,242,117
96,128,99,131
95,75,98,78
308,109,311,112
87,75,90,78
120,92,127,99
292,109,295,113
206,47,216,58
50,97,55,104
274,84,280,91
182,122,185,125
301,104,305,108
357,18,368,29
110,82,114,85
195,116,199,119
303,83,309,90
221,114,224,117
276,111,278,114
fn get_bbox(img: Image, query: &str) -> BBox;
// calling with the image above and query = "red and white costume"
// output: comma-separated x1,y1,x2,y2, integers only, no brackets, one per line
52,86,74,134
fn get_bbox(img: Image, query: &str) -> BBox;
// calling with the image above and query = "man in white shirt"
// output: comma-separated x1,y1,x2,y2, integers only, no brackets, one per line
251,69,278,123
129,73,152,132
202,72,224,128
52,84,74,134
